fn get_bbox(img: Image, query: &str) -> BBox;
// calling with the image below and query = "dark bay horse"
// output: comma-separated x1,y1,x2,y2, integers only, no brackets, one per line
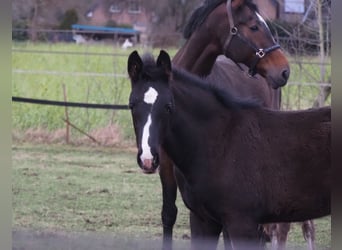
127,50,331,250
152,0,312,249
172,0,290,87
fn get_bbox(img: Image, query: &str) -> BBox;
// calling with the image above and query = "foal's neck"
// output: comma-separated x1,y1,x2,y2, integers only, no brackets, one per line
172,36,221,77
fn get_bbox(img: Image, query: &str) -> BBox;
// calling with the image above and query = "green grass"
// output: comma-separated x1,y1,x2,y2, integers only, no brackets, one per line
13,43,136,140
12,42,178,140
12,143,331,249
12,42,330,142
12,143,189,238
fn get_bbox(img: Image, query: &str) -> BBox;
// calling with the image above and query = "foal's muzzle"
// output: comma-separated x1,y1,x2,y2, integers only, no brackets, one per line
137,151,159,174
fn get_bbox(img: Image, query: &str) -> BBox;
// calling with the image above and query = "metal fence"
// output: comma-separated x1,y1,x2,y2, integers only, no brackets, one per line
12,30,331,144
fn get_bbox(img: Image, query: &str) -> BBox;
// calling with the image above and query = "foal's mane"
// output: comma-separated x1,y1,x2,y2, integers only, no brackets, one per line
140,53,169,81
183,0,258,39
172,67,260,110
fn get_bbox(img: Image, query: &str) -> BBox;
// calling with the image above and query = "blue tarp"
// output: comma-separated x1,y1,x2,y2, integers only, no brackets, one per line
71,24,139,35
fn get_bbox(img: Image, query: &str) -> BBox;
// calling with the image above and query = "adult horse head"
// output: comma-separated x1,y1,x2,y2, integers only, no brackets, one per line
174,0,290,88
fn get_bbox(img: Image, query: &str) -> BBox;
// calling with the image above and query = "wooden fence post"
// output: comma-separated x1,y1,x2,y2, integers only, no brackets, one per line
62,84,70,144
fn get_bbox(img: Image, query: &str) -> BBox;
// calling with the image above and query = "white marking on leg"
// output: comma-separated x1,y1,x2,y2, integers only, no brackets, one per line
140,87,158,164
271,235,278,250
307,237,314,250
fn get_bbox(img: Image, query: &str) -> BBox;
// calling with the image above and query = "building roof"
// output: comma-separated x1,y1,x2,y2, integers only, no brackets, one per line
71,24,140,35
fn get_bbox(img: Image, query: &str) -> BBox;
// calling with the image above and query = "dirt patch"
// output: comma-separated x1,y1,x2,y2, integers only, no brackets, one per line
13,128,66,144
80,124,123,146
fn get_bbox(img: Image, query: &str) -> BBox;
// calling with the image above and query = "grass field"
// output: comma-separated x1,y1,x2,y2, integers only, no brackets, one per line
12,42,331,143
12,142,331,249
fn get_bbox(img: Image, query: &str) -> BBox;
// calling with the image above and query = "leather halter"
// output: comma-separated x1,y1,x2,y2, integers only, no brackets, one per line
223,0,281,76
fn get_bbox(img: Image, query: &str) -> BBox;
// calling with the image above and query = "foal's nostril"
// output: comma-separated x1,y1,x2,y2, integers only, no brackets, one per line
282,69,290,81
153,155,159,167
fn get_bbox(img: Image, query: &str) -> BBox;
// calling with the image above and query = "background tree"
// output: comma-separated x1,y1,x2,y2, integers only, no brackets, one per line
58,9,79,30
312,0,331,107
143,0,202,46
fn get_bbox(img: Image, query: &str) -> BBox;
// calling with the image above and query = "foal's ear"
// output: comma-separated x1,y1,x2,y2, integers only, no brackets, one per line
156,50,172,76
127,50,143,81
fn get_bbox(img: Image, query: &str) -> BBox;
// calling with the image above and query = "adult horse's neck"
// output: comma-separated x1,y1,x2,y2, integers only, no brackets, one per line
172,36,221,77
172,3,225,77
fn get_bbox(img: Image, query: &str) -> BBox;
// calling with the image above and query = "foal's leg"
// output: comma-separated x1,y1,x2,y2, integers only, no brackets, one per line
159,149,178,250
302,220,315,250
223,218,266,250
190,212,222,250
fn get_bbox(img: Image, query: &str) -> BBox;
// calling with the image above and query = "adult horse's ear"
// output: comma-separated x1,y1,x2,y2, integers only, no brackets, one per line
231,0,244,9
127,50,143,82
156,50,172,76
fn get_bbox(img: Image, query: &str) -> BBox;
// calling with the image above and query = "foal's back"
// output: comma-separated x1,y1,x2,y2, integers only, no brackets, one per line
230,106,331,221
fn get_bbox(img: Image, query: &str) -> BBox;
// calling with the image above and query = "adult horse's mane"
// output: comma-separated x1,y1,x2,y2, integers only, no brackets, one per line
183,0,258,39
139,53,259,109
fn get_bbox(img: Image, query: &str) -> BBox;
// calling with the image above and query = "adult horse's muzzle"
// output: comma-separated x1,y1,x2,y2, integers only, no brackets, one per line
264,66,290,89
137,151,159,174
259,50,291,89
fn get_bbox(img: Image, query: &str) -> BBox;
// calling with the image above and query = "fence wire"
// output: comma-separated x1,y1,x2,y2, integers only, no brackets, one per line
12,30,331,143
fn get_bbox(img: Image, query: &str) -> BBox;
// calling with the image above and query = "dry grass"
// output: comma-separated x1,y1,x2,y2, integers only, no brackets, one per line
12,124,128,147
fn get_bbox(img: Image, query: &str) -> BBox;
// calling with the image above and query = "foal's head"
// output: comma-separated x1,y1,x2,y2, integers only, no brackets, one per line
127,50,173,174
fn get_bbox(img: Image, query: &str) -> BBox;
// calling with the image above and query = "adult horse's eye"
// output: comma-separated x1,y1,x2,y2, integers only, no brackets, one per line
129,102,135,110
250,25,258,31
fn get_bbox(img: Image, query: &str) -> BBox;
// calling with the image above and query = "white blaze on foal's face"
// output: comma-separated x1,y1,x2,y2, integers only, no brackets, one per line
140,87,158,164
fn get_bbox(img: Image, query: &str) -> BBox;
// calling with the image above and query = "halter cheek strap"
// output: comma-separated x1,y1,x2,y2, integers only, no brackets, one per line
224,0,281,76
224,0,236,51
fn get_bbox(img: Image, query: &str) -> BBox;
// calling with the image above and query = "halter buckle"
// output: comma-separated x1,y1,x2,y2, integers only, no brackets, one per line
230,27,238,35
256,49,265,58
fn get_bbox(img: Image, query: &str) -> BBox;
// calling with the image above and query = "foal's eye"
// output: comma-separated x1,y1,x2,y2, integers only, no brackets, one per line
165,103,173,113
128,102,134,110
250,25,259,31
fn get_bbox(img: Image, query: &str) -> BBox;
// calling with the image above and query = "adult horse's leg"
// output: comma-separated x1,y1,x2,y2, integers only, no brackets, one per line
263,223,290,250
275,223,291,250
159,147,178,250
263,224,278,249
302,220,315,250
190,212,222,250
272,88,282,110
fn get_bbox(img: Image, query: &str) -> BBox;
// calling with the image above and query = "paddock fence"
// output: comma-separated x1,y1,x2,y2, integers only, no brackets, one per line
12,29,331,145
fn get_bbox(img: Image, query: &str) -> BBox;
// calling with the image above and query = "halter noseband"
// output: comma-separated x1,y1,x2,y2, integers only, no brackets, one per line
223,0,281,76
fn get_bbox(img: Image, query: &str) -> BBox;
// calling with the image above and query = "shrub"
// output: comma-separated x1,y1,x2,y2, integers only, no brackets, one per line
266,19,330,56
58,9,78,30
12,20,29,41
105,20,117,27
